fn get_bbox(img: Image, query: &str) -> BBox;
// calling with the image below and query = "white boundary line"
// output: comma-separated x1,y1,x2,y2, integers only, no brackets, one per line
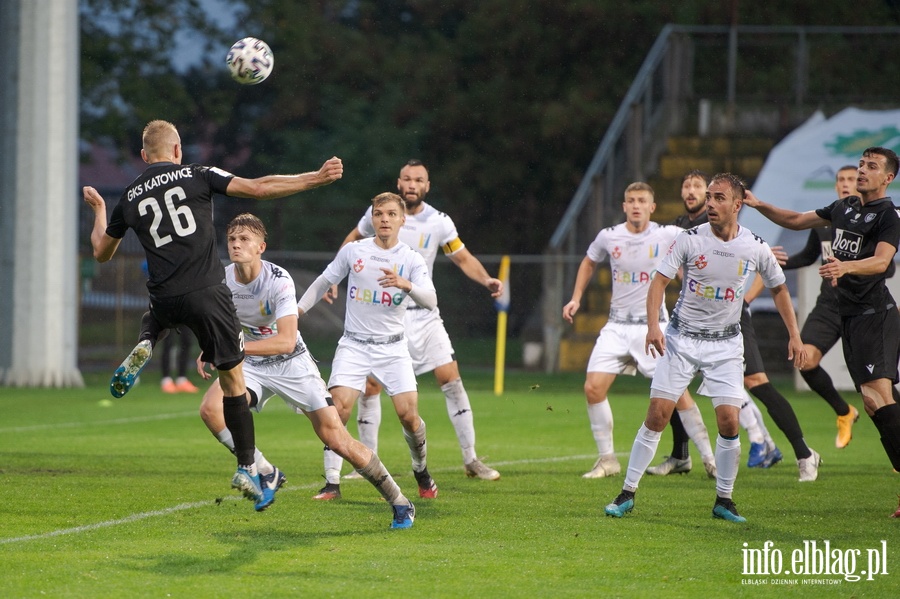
0,411,198,434
0,454,600,546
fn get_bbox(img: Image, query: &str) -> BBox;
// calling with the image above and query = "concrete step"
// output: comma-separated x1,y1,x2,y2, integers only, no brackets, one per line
667,137,774,155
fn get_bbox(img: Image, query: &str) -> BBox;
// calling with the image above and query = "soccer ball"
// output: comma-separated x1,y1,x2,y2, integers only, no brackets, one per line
225,37,274,85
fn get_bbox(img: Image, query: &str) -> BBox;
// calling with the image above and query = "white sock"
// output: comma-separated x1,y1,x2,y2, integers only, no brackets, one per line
323,446,343,485
739,393,765,444
623,423,661,492
356,392,382,453
215,428,272,475
715,434,741,499
586,400,614,456
748,400,776,449
358,453,404,505
442,379,477,464
402,418,428,472
678,404,713,460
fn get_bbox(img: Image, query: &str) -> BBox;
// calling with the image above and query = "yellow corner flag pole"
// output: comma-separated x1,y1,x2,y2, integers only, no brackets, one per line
494,255,511,396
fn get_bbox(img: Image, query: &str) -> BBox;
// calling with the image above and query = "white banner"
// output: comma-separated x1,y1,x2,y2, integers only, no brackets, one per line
741,107,900,253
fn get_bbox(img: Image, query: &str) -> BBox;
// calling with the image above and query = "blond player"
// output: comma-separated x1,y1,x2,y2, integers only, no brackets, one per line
332,160,502,489
298,192,440,501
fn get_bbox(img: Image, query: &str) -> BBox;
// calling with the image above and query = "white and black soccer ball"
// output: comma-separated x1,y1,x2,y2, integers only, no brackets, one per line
225,37,274,85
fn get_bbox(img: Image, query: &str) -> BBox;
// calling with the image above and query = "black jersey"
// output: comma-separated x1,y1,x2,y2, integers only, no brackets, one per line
782,227,840,300
671,210,709,230
814,196,900,315
106,162,234,299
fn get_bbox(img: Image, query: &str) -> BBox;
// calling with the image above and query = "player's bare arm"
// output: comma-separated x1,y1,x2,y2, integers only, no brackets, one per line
83,186,122,262
562,256,599,324
245,314,299,357
743,190,827,230
226,156,343,199
644,273,671,357
769,282,806,369
819,241,897,280
448,247,504,298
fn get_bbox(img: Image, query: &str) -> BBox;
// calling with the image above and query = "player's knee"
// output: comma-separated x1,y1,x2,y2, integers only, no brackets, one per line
364,377,383,396
744,372,768,388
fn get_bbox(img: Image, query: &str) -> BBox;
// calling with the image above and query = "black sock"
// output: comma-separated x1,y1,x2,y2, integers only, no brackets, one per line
138,311,168,349
749,383,811,460
223,394,255,466
871,404,900,470
800,366,850,416
669,410,690,460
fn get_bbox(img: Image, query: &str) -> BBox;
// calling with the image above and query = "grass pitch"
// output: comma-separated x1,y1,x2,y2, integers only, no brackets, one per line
1,369,897,597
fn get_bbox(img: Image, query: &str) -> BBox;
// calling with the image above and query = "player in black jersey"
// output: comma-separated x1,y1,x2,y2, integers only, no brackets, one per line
746,146,900,517
84,119,343,510
771,166,866,449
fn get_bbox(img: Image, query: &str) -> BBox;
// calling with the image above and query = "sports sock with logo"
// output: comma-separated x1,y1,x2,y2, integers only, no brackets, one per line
442,379,477,464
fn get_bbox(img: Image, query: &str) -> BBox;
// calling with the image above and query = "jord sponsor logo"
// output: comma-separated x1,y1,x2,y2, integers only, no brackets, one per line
832,229,862,256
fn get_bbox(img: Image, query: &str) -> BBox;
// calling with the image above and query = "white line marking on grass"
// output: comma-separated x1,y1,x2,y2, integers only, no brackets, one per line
0,454,603,545
0,411,198,434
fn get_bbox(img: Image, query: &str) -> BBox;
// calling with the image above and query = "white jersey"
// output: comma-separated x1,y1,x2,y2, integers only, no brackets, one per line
225,260,304,365
586,222,681,322
321,238,434,338
357,202,462,276
658,223,784,333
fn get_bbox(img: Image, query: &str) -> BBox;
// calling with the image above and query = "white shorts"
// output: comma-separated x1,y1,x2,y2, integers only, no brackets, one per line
587,321,659,378
328,335,418,396
244,350,332,414
405,306,455,375
650,328,745,408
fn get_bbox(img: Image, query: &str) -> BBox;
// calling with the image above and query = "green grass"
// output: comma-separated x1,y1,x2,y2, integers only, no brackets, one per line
1,370,897,597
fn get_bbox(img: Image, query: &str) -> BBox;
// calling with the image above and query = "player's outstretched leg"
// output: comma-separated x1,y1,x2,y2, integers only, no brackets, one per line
110,339,153,398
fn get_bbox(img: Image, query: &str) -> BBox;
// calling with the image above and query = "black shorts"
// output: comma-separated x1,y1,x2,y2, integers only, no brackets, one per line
800,294,842,355
840,309,900,390
150,284,244,370
741,303,765,376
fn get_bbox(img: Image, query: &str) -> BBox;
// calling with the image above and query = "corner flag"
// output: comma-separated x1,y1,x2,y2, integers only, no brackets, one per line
494,255,510,396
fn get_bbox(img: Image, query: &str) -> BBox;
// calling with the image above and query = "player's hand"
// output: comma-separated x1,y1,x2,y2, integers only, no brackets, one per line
562,300,580,324
742,190,761,208
196,354,215,380
485,278,504,299
787,335,807,370
82,186,106,210
378,267,410,291
770,245,789,266
819,256,846,283
317,157,343,185
645,324,666,358
322,284,339,304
